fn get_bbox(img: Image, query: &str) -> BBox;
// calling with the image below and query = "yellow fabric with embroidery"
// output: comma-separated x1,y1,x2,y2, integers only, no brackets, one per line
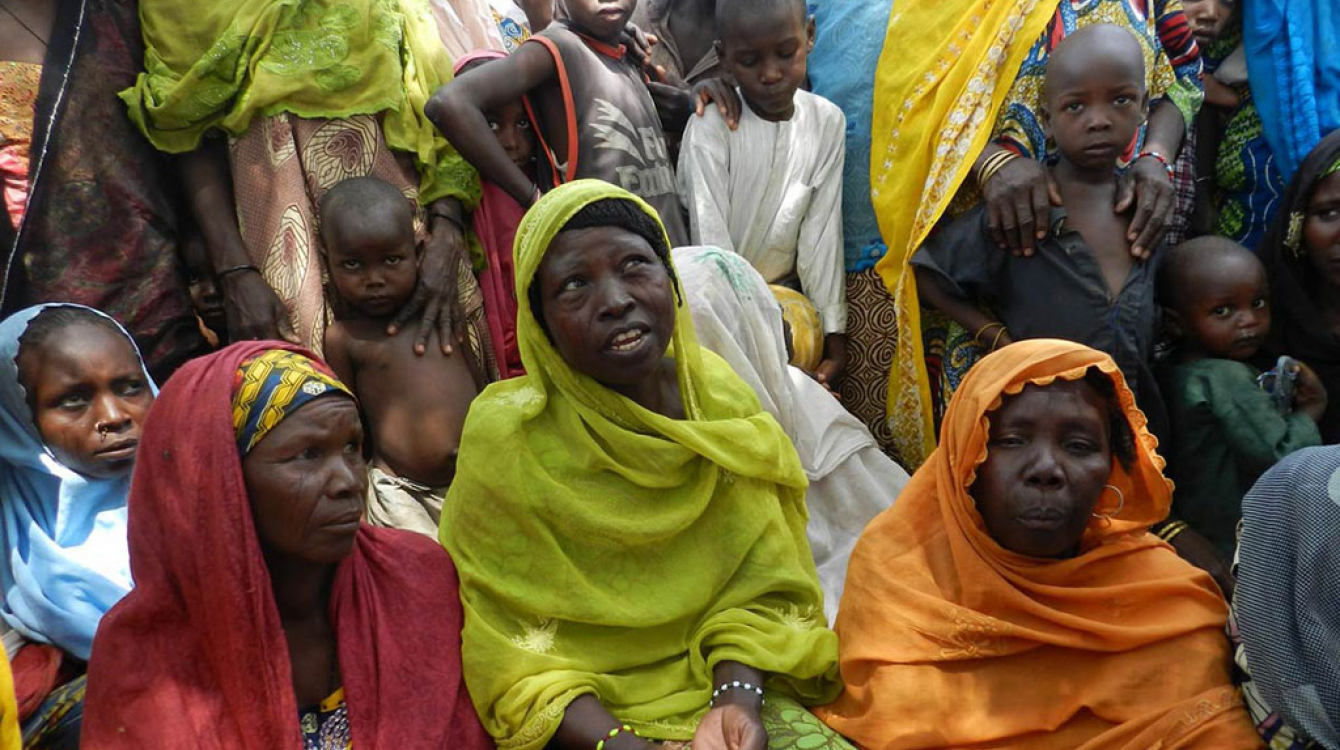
440,180,840,750
232,349,353,454
868,1,1055,467
122,0,479,205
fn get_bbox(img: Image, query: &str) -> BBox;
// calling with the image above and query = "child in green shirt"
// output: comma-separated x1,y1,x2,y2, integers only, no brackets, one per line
1160,236,1328,555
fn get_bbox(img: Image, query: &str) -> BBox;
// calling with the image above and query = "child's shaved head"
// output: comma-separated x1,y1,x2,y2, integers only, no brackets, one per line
319,177,414,249
1158,235,1260,305
1044,23,1146,100
715,0,807,37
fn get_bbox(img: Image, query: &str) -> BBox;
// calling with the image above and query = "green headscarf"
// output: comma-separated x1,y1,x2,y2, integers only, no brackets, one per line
121,0,477,205
441,180,840,750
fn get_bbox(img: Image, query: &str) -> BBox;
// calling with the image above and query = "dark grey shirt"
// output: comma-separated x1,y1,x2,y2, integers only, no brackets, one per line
911,204,1159,398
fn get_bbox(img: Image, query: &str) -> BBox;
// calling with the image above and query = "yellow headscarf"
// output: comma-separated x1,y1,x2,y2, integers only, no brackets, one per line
0,649,17,750
441,180,839,750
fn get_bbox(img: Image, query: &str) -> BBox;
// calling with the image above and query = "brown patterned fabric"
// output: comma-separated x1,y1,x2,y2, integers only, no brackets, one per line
228,113,495,376
837,268,899,461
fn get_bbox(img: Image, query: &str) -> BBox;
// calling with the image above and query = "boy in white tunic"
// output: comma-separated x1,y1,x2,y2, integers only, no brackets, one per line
677,0,849,386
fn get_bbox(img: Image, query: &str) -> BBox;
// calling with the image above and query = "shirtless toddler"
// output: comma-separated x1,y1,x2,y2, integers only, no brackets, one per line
320,177,483,536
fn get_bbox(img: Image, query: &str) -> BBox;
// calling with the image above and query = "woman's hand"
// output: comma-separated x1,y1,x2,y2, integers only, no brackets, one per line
221,270,298,343
814,333,848,395
1115,155,1175,259
981,153,1060,257
691,78,743,131
691,705,767,750
390,209,466,355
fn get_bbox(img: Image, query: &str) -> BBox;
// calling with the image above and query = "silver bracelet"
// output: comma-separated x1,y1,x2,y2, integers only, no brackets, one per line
711,680,764,706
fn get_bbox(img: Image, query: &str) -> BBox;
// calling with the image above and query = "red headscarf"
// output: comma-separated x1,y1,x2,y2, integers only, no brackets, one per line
82,341,492,750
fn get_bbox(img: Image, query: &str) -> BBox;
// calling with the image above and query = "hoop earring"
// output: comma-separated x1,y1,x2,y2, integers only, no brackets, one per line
1092,484,1125,520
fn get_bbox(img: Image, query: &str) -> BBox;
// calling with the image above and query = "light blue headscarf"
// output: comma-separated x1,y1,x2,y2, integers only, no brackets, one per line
1245,0,1340,179
0,304,156,660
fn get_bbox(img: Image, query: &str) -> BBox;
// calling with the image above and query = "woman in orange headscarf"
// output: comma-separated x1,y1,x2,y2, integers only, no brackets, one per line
816,340,1259,750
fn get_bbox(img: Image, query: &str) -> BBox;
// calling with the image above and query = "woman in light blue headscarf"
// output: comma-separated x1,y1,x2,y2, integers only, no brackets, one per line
0,303,155,748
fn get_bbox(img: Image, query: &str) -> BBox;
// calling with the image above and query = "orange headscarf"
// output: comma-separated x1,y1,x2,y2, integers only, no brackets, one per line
815,340,1259,750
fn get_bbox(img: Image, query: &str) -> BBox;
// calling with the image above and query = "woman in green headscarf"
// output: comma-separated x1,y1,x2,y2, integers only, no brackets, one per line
440,180,848,750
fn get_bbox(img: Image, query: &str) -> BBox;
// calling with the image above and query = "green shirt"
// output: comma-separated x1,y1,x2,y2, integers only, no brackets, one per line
1167,358,1321,555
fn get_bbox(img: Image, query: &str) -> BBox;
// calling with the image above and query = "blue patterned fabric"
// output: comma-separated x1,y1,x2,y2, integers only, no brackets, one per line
1244,0,1340,180
807,0,894,273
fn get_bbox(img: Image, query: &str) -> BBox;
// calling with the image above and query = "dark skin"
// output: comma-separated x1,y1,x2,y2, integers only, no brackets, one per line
972,380,1113,559
178,141,469,355
18,322,154,479
1302,171,1340,339
0,0,52,65
242,395,367,708
178,229,229,341
976,31,1185,259
537,226,683,417
917,25,1147,349
322,211,482,487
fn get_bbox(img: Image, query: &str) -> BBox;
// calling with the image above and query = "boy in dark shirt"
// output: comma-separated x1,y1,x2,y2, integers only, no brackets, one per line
914,23,1161,409
427,0,688,245
320,177,485,537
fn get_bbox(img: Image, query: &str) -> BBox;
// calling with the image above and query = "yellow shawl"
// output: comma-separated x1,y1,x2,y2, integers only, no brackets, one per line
440,180,840,750
122,0,477,204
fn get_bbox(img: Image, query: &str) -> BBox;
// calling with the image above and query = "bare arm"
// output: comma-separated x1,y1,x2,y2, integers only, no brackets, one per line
1118,99,1185,257
426,44,557,207
552,696,656,750
322,322,356,388
177,140,297,343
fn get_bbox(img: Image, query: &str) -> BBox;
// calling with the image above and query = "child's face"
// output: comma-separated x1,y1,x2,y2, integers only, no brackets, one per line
1303,170,1340,292
561,0,634,42
1174,254,1271,360
536,225,675,397
716,8,814,122
178,232,228,336
488,100,537,174
326,220,419,319
1043,57,1147,171
1183,0,1235,47
19,322,154,479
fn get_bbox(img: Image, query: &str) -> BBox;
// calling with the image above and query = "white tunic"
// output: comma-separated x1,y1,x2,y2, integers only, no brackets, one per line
678,89,848,334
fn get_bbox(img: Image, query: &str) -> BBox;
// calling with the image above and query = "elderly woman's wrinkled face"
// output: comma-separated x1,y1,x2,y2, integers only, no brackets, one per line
537,225,676,395
971,380,1113,558
20,322,154,479
242,396,367,564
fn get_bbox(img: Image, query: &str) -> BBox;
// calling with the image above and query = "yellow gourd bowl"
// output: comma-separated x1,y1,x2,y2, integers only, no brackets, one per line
769,285,823,372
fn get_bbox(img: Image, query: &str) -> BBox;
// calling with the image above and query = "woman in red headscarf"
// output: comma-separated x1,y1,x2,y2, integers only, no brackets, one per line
81,341,491,750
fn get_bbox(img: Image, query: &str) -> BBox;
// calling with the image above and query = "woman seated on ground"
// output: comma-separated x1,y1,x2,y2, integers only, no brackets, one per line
674,245,908,623
442,180,850,750
1231,445,1339,749
0,304,156,749
82,343,490,750
816,340,1261,749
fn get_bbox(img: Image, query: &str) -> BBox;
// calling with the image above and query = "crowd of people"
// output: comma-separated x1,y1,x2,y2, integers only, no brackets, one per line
0,0,1337,747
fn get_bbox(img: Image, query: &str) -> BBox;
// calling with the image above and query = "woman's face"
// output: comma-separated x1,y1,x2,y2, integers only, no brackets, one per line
1303,170,1340,291
19,322,154,479
971,380,1114,558
242,396,367,565
537,225,676,397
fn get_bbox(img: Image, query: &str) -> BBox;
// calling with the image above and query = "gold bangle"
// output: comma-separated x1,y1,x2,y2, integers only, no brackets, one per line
1157,521,1189,542
990,326,1009,351
976,150,1019,188
973,322,1005,346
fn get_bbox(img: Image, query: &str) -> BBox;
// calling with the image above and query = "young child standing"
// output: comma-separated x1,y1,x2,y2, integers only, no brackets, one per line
320,177,486,537
426,0,688,246
1159,236,1327,555
913,24,1163,421
676,0,848,385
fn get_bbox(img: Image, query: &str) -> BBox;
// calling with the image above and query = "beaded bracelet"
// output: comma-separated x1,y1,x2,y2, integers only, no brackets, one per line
595,725,636,750
711,680,764,707
1135,150,1174,179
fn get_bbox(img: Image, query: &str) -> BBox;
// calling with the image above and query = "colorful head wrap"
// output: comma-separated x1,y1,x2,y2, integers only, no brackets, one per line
231,349,353,455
